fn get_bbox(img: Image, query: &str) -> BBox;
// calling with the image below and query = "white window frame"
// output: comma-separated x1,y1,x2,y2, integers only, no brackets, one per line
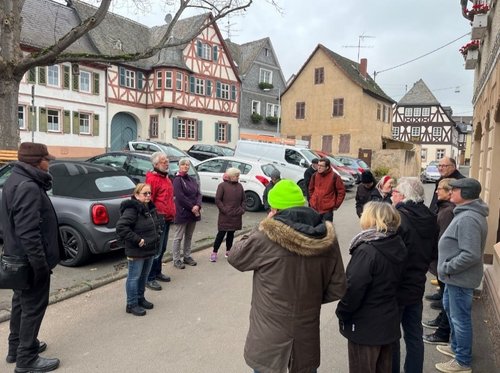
79,71,91,93
259,68,273,84
195,78,205,95
156,71,162,89
266,103,280,117
436,149,446,160
18,105,26,129
432,127,442,137
414,107,422,116
125,69,136,89
165,71,173,89
220,82,230,100
47,65,60,87
405,107,413,116
176,72,183,91
392,126,400,138
422,107,430,116
177,119,197,140
79,112,91,134
149,115,159,138
47,109,60,132
216,122,228,142
201,43,211,60
411,127,421,137
251,100,261,114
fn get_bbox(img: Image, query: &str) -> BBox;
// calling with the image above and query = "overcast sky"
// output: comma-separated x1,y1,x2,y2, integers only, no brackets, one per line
110,0,474,116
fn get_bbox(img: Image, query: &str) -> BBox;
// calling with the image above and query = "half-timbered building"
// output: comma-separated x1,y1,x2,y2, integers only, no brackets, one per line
392,79,460,167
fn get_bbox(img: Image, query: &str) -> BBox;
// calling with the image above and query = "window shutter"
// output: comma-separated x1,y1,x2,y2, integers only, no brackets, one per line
216,81,221,98
63,110,71,133
231,85,236,101
72,71,79,91
197,40,202,57
38,67,46,85
172,118,178,139
28,68,36,83
39,108,47,132
63,66,70,89
119,67,125,86
137,72,144,90
27,106,37,131
93,114,99,136
189,76,195,93
93,73,100,95
214,122,218,141
227,124,231,142
73,111,80,134
206,80,212,96
197,120,203,140
213,46,218,61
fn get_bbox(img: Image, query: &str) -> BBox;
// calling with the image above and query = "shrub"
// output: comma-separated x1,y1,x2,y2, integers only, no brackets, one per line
251,112,263,123
258,82,274,90
265,116,278,125
373,166,390,178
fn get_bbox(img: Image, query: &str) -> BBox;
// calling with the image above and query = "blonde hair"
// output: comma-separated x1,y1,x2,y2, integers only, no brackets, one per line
438,178,453,191
225,167,241,177
134,183,151,195
360,201,401,232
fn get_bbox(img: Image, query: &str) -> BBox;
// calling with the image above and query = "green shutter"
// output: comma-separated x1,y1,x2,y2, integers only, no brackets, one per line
93,73,100,95
206,80,212,96
214,122,218,141
63,110,71,133
190,76,195,93
197,40,202,57
213,46,218,61
39,108,47,132
119,67,125,86
27,106,37,131
137,72,144,90
197,120,203,140
227,124,231,142
63,66,70,89
28,68,36,83
172,118,178,139
38,67,46,85
231,85,236,101
216,81,221,98
72,72,79,91
73,111,80,134
93,114,99,136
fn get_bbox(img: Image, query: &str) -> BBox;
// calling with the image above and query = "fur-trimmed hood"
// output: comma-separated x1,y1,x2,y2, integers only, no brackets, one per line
259,206,336,256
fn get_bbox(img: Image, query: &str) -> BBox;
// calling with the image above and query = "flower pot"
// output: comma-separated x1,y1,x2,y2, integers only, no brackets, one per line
471,13,487,39
465,49,479,70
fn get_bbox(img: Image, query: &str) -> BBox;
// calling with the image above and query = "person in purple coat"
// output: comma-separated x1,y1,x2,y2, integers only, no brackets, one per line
171,158,202,269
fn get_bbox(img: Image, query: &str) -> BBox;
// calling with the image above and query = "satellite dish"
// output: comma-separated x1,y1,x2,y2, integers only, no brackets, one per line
164,13,172,24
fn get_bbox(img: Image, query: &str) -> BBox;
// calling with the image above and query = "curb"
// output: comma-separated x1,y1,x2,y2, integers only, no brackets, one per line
0,227,254,324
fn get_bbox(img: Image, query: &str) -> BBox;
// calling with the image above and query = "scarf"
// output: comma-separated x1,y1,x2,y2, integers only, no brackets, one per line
153,167,168,177
349,228,394,254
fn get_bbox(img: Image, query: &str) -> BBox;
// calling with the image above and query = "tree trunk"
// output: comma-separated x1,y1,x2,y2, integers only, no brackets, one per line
0,76,21,150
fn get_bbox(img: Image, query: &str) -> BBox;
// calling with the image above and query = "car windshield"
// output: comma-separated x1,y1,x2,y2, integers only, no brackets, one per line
156,143,188,157
261,164,279,177
301,149,320,162
219,147,235,156
329,156,345,167
426,166,438,172
357,159,369,168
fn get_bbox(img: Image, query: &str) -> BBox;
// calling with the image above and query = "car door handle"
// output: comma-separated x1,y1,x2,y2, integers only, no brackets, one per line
240,180,247,183
211,177,219,180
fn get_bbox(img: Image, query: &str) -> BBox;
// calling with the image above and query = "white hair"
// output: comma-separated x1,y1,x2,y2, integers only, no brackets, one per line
150,151,167,166
178,157,191,166
396,177,425,203
225,167,241,177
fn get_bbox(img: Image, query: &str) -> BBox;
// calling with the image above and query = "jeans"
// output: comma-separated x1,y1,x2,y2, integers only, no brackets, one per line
126,256,154,306
443,284,473,367
392,302,424,373
148,220,171,281
172,221,197,262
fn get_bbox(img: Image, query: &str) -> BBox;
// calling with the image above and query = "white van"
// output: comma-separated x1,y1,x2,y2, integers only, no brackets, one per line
234,140,319,189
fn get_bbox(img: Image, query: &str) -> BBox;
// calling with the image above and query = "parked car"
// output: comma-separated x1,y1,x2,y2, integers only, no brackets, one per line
195,156,278,212
187,144,235,161
127,140,199,166
336,155,370,176
86,151,200,185
420,164,441,183
314,150,361,185
0,161,136,267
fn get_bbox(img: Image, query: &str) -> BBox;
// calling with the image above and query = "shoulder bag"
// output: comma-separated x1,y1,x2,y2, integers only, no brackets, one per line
0,252,32,290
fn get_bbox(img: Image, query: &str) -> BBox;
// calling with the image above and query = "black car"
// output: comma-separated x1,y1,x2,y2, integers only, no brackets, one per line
86,151,200,185
187,144,234,161
0,161,136,266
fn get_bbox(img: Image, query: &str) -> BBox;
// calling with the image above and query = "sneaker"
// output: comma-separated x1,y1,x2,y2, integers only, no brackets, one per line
423,332,449,345
225,250,230,258
183,256,197,266
210,252,217,262
437,345,456,358
425,292,442,301
174,260,185,269
145,280,162,291
422,318,439,329
435,358,471,372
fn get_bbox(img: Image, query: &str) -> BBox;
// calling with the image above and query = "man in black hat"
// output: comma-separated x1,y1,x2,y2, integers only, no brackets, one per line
303,158,318,202
262,169,281,211
1,142,63,372
355,170,376,217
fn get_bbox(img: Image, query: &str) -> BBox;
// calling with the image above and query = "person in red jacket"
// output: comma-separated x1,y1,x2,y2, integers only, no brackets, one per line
308,157,346,221
145,152,176,291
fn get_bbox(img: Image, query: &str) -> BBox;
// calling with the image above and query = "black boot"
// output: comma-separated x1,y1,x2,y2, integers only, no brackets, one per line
138,298,154,310
14,356,60,372
126,305,146,316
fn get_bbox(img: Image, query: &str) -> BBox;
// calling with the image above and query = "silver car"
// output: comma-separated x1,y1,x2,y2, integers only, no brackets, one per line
0,161,136,266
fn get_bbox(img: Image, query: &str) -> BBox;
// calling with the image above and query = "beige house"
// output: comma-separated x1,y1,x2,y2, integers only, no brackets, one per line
280,44,394,165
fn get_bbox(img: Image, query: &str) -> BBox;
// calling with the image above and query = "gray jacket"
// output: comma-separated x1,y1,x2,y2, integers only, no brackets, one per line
437,199,488,288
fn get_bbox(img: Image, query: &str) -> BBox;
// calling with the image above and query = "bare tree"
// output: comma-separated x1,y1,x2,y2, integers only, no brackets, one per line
0,0,257,150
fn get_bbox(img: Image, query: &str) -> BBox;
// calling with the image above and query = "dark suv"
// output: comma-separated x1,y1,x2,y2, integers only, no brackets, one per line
187,144,234,161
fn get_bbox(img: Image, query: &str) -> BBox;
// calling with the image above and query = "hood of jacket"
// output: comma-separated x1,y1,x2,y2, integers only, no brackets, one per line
120,197,156,215
454,198,489,219
13,161,53,191
396,201,436,238
258,206,335,256
367,234,407,265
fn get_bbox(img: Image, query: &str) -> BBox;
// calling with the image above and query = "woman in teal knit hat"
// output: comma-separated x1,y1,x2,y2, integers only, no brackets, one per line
228,179,346,373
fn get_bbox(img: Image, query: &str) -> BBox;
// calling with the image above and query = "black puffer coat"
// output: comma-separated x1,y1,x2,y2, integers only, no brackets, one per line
116,198,160,258
336,234,407,345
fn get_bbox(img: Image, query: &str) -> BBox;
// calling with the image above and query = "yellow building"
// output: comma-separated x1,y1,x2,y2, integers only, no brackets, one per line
280,44,394,164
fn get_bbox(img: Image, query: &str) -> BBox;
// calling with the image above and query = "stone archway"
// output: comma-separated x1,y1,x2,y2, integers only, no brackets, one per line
110,113,137,151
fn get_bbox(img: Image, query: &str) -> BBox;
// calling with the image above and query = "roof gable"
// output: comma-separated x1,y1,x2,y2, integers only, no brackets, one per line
398,79,440,105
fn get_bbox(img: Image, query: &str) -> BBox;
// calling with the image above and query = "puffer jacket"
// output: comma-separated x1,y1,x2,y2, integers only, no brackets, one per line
145,170,176,221
308,167,346,214
355,183,376,217
116,197,160,258
336,234,408,345
215,179,245,231
172,173,202,224
228,206,346,373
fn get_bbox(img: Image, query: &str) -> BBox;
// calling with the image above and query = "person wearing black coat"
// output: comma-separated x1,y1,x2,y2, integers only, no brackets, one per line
429,157,465,213
355,170,376,217
303,158,318,201
390,177,439,373
337,201,408,373
0,143,63,372
370,175,395,204
116,183,161,316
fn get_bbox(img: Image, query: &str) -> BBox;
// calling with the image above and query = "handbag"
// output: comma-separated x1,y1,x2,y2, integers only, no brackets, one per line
0,253,32,290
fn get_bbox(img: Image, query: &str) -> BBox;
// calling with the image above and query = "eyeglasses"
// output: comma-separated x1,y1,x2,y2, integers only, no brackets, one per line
438,164,452,168
140,191,152,196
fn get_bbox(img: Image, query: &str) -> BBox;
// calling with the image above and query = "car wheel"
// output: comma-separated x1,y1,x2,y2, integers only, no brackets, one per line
245,191,262,212
60,225,90,267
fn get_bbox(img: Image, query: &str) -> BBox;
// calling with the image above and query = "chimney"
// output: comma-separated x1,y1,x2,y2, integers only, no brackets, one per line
359,58,367,78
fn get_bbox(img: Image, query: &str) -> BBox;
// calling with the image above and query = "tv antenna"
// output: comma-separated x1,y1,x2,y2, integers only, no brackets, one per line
342,34,376,62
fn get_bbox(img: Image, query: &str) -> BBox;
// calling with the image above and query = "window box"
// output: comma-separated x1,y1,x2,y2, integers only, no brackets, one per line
266,116,278,125
465,49,479,70
471,13,487,39
251,113,263,123
258,82,274,90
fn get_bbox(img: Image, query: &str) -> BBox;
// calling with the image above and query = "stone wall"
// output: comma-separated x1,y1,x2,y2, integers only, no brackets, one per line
371,149,421,179
482,243,500,368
